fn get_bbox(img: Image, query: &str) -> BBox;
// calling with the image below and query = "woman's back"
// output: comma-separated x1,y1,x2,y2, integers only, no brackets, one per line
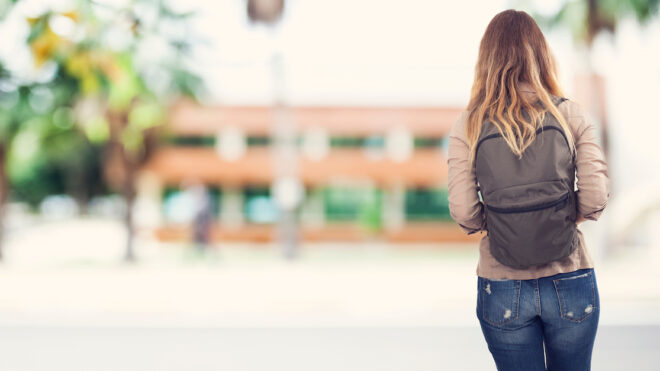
448,87,609,279
446,9,609,371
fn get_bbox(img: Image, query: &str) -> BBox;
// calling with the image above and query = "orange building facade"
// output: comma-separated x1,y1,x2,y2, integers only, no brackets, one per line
138,102,480,244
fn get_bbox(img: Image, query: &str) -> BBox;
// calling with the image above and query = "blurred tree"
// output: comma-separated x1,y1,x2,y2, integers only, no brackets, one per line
543,0,659,46
6,79,106,209
0,0,22,259
528,0,660,257
0,64,22,260
0,52,107,261
23,1,203,261
533,0,659,155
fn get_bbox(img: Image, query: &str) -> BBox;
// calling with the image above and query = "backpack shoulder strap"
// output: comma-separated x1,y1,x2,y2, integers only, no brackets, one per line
546,96,576,164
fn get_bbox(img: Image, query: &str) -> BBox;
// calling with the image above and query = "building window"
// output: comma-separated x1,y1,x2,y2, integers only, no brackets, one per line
328,136,384,148
413,137,444,149
404,188,451,221
323,187,382,229
166,136,271,147
162,185,221,223
167,136,215,147
244,186,278,224
246,136,271,146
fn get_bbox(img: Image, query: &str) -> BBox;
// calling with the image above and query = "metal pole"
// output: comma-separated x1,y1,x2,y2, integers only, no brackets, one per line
270,51,300,260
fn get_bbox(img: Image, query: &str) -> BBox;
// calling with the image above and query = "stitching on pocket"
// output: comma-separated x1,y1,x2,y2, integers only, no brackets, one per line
553,271,596,323
559,272,589,280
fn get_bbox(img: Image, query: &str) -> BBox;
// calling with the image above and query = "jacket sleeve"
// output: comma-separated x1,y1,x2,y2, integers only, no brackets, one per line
447,112,485,234
566,102,611,220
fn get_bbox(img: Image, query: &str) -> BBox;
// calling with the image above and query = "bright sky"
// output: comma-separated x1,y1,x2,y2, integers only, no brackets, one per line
187,0,508,106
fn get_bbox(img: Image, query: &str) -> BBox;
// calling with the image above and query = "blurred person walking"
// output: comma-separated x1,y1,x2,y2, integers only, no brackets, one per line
447,10,609,371
185,181,214,254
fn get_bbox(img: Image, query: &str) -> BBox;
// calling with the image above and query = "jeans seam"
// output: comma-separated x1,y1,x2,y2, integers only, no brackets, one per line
534,279,541,316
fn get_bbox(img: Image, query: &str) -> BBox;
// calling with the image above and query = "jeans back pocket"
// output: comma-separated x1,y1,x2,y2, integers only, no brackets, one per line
478,278,521,327
553,270,597,323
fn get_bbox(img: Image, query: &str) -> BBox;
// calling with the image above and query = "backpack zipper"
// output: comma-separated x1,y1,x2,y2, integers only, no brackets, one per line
486,192,569,214
474,126,571,161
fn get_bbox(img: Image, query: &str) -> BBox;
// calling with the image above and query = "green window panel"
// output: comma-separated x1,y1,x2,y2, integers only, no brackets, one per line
162,186,180,202
164,135,448,149
208,187,221,216
243,186,278,224
329,137,366,148
323,187,382,231
329,136,384,148
405,188,451,221
166,136,270,147
246,136,271,146
166,136,216,147
413,137,445,148
162,185,221,222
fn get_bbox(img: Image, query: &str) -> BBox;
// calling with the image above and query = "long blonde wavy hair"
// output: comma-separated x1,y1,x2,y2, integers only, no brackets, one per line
466,10,574,167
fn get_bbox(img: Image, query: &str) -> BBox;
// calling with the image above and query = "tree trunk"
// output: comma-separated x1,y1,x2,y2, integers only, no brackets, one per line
0,143,7,261
123,154,137,263
106,110,138,263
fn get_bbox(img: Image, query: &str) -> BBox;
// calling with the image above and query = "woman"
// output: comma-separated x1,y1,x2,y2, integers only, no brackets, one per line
447,10,609,371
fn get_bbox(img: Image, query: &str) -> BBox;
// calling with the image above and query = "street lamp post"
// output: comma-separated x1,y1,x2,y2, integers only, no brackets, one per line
246,0,300,260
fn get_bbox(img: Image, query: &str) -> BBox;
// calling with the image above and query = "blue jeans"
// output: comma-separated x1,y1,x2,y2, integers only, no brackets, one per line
476,268,600,371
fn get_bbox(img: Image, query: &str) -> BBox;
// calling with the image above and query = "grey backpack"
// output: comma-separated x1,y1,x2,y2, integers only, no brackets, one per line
474,97,578,269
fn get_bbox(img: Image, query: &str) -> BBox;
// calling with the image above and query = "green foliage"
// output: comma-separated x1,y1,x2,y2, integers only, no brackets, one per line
129,100,164,130
0,0,204,206
107,56,143,112
0,0,15,19
23,1,203,135
9,123,106,207
599,0,660,22
529,0,660,46
4,84,106,206
83,115,110,144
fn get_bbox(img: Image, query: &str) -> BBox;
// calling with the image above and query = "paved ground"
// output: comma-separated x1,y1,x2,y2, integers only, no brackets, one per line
0,325,657,371
0,217,659,370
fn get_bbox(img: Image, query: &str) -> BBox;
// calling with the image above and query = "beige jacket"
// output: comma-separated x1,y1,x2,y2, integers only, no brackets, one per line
447,89,610,279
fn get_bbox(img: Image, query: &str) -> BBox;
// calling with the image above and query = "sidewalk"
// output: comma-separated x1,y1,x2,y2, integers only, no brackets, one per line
0,217,658,328
0,325,656,371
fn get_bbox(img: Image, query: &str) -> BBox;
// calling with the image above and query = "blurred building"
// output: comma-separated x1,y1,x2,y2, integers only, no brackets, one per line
138,102,479,243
